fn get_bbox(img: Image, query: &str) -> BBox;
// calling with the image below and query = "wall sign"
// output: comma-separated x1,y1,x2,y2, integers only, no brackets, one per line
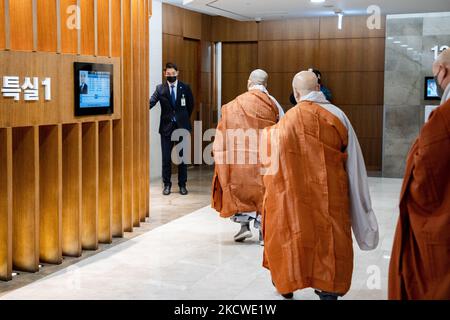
1,76,51,101
431,45,449,60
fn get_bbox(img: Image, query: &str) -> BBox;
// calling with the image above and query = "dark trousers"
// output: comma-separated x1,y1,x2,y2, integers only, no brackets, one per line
161,133,187,188
314,290,340,300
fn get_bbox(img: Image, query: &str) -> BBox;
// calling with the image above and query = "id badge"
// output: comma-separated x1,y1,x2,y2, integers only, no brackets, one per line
181,95,186,107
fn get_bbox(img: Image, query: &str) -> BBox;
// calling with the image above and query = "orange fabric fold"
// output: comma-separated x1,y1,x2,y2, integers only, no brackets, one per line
388,99,450,300
262,101,353,295
211,90,279,218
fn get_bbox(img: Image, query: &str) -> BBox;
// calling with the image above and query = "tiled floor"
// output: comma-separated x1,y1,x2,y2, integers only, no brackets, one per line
0,168,402,300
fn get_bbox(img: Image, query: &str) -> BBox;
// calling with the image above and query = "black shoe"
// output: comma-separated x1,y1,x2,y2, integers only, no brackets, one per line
282,292,294,299
179,186,188,195
163,185,171,196
272,280,293,299
314,289,339,300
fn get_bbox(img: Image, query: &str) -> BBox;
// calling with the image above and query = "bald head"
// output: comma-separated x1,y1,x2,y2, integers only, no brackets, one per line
248,69,268,89
433,49,450,92
292,71,320,103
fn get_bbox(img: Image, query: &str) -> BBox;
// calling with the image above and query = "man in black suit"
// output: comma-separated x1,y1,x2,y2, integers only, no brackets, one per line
80,72,89,94
150,63,194,196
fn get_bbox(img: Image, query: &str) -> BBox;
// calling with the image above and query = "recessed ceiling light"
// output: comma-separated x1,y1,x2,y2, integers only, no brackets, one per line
387,37,394,40
393,41,401,44
401,44,408,47
311,0,326,3
407,48,413,50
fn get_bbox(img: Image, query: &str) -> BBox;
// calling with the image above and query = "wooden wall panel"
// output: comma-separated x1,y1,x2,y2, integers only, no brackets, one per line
39,125,62,264
265,72,296,108
322,72,384,106
98,120,113,243
144,0,150,218
162,33,183,69
222,42,258,73
60,0,78,53
0,0,5,49
9,0,34,51
162,2,182,36
112,120,124,236
0,128,12,281
132,0,141,226
319,15,386,39
111,0,122,57
211,16,257,42
258,40,319,73
183,9,202,40
97,0,110,56
318,38,385,72
12,126,39,273
80,0,95,55
258,18,320,40
81,122,99,250
122,0,134,232
37,0,58,52
62,123,82,257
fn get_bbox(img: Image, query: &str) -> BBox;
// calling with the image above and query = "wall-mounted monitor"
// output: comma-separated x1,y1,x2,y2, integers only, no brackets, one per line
74,62,114,116
424,77,440,101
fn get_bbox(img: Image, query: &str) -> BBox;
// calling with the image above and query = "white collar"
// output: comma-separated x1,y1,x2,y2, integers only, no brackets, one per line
249,84,268,94
299,91,329,104
441,83,450,104
167,80,178,88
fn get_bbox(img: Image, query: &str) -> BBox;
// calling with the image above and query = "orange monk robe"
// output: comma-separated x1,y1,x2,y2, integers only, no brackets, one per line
262,101,354,296
389,98,450,300
211,90,279,218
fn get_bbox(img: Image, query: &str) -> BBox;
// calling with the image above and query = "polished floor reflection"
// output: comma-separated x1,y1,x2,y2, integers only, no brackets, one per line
0,168,402,300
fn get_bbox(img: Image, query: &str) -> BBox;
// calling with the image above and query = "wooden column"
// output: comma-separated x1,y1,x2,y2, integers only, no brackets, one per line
98,120,113,243
62,123,82,257
39,125,63,264
112,119,124,237
0,128,12,280
81,122,99,250
12,126,40,273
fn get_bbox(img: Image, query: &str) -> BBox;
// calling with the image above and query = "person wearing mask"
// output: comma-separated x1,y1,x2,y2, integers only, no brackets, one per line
289,69,332,106
262,71,378,300
388,49,450,300
212,69,284,245
150,62,194,196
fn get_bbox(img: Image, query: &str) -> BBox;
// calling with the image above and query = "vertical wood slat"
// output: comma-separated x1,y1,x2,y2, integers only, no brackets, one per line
60,0,78,54
98,120,113,243
9,0,34,51
39,125,63,264
122,0,133,232
0,128,12,281
0,0,5,50
144,0,150,218
82,122,99,250
138,0,146,222
80,0,95,55
12,126,40,272
111,0,121,57
131,0,141,226
97,0,109,56
112,119,124,237
37,0,57,52
62,123,82,257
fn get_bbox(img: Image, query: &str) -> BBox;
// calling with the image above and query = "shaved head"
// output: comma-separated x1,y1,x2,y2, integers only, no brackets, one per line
433,49,450,92
292,71,320,103
248,69,268,89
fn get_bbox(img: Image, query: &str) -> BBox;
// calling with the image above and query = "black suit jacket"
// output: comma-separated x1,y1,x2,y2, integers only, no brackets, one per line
80,83,88,94
150,81,194,136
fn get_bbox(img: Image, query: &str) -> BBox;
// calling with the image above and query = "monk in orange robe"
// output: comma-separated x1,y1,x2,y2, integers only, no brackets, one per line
262,71,379,299
388,49,450,300
211,69,284,245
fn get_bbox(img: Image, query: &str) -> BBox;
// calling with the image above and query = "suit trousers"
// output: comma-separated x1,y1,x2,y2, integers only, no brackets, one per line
160,131,187,188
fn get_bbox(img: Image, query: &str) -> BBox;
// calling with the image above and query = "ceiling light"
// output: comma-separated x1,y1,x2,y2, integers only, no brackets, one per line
337,13,344,30
393,41,401,44
407,48,413,50
387,37,394,40
401,44,408,47
310,0,326,3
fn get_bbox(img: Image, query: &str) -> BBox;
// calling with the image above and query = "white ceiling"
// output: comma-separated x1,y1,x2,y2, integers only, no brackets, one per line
163,0,450,21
